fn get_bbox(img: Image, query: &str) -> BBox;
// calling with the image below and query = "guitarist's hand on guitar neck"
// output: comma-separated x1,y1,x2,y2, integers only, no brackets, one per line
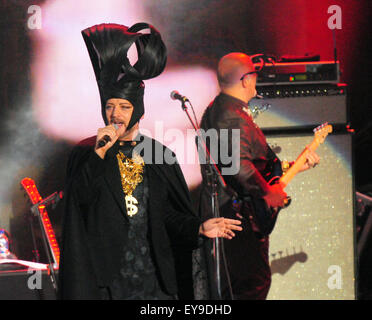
249,123,331,235
263,182,287,208
299,146,320,172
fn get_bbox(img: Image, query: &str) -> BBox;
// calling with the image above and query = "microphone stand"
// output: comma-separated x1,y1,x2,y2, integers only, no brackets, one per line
177,98,237,300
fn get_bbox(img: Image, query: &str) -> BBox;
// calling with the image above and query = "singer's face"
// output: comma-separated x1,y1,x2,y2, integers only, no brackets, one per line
105,98,134,138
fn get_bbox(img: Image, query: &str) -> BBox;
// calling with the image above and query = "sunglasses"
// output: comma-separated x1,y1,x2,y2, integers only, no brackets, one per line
239,70,259,81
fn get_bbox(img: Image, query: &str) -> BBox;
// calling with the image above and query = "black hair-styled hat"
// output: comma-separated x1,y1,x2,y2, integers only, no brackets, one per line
81,22,167,130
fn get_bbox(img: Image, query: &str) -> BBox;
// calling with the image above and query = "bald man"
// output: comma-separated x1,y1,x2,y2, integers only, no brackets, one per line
197,53,319,300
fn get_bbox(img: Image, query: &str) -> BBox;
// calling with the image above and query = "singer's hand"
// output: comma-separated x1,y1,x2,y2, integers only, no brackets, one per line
95,124,119,159
199,217,242,240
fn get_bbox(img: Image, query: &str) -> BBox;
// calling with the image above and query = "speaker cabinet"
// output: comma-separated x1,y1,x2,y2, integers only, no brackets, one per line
265,133,355,300
250,84,347,130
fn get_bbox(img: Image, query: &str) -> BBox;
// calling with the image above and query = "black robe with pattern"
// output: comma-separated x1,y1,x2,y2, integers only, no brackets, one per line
58,134,201,300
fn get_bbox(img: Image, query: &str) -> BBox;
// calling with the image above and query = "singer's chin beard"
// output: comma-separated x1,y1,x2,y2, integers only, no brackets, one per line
118,123,139,141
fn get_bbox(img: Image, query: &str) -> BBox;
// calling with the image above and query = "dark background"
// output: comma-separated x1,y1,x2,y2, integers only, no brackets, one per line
0,0,371,298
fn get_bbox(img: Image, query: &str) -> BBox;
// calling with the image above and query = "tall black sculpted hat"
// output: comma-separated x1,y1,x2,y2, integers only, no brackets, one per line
81,22,167,130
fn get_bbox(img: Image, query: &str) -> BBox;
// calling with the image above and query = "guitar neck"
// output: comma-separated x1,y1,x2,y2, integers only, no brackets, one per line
21,178,60,266
280,139,320,188
38,206,60,266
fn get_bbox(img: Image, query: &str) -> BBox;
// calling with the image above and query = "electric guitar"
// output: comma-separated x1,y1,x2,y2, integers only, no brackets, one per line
21,177,60,267
250,123,333,235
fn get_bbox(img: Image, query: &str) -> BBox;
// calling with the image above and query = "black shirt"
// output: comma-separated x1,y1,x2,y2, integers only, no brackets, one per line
105,143,173,300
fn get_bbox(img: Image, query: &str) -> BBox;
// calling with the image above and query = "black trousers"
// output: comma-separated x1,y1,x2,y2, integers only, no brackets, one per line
220,200,271,300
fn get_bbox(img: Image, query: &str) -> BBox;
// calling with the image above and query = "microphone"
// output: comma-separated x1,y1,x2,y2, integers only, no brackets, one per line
96,124,119,149
170,90,189,102
97,135,111,148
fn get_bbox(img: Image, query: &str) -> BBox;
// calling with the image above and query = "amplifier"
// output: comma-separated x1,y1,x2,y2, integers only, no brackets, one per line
249,83,347,130
257,61,340,85
266,133,355,300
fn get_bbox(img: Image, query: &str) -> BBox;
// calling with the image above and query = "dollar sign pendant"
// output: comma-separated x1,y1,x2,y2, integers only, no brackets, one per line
125,194,138,217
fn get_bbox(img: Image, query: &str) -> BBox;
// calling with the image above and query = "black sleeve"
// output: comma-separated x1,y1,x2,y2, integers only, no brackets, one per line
65,146,106,206
58,186,101,299
217,113,270,198
163,196,201,249
153,160,202,249
59,146,105,300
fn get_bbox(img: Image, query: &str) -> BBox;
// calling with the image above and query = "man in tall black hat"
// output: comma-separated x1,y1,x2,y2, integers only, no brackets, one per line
58,23,242,300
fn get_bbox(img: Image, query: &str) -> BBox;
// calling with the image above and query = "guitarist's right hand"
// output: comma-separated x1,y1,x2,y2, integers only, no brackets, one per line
263,183,287,208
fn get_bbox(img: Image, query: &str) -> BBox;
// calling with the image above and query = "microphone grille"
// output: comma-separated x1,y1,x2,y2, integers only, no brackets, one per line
170,90,178,100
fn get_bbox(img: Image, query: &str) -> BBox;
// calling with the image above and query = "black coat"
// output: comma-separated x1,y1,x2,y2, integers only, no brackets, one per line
58,135,201,300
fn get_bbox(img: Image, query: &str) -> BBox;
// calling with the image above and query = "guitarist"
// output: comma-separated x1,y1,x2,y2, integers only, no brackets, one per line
197,52,320,300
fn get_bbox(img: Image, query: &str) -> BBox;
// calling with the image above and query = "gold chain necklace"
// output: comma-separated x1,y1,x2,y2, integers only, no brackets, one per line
116,150,144,217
